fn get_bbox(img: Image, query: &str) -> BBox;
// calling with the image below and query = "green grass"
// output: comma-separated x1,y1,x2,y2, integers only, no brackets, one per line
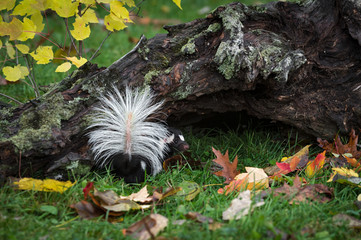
1,127,361,239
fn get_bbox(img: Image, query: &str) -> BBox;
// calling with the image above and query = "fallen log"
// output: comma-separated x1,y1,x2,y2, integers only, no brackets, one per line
1,0,361,179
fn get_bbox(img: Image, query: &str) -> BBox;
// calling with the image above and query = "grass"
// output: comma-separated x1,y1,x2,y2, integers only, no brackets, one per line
1,126,361,239
1,0,361,239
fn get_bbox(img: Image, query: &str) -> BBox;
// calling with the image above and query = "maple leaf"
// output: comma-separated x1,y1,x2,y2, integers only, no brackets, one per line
305,151,326,178
212,147,240,183
318,129,361,159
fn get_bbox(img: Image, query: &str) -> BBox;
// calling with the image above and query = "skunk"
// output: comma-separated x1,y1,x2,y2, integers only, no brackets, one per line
87,86,189,183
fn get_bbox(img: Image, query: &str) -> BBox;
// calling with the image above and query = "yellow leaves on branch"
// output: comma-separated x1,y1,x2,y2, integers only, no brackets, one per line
71,17,91,41
56,56,87,72
30,46,53,64
66,56,87,67
3,64,29,81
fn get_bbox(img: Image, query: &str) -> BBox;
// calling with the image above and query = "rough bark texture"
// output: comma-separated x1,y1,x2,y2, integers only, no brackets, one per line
1,0,361,179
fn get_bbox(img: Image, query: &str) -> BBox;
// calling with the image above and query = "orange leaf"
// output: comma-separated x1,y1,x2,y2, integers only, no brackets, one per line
212,147,240,183
217,177,248,195
305,151,326,178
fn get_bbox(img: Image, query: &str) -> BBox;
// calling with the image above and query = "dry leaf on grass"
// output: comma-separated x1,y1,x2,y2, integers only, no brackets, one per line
222,190,265,220
212,147,240,183
265,175,333,204
123,214,168,240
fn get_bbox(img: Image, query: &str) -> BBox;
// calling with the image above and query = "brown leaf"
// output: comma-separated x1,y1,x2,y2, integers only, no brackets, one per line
70,200,104,219
267,175,333,204
212,148,240,183
163,152,202,171
185,212,214,223
333,214,361,229
318,129,361,159
123,214,168,240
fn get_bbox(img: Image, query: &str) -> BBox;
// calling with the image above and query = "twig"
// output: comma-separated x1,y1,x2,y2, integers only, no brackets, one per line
63,18,80,56
23,55,40,98
0,92,22,105
89,31,112,62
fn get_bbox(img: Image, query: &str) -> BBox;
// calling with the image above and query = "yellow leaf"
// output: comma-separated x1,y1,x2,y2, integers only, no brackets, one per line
0,0,16,11
17,17,37,41
30,46,53,64
13,178,75,193
3,64,29,82
172,0,182,10
110,0,131,22
82,9,98,24
48,0,77,18
327,167,359,182
15,44,30,54
0,39,2,47
122,0,135,7
12,0,37,16
79,0,96,4
70,17,90,40
31,11,45,33
104,13,127,32
0,18,23,40
5,42,15,58
66,56,87,68
55,62,72,72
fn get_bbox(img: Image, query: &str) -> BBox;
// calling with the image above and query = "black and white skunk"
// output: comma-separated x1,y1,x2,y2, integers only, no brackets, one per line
88,86,189,183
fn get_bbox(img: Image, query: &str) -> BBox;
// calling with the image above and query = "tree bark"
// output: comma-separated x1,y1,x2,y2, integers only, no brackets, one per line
1,0,361,179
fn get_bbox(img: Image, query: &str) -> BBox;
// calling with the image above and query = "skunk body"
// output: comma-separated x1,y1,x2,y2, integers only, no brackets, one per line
88,86,188,183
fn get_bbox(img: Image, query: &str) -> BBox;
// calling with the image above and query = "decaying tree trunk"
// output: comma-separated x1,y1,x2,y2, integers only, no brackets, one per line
1,0,361,179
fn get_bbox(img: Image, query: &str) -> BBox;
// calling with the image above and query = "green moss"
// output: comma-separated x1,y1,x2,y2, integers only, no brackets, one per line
8,92,81,152
181,42,196,55
144,70,161,84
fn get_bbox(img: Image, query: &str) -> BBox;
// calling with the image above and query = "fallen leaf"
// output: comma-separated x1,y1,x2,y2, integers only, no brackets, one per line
120,185,153,203
212,148,240,183
13,178,75,193
333,214,361,229
305,151,326,178
318,129,361,159
123,214,168,240
70,200,104,219
235,167,269,189
185,212,214,223
222,190,265,220
176,181,201,201
264,145,310,176
266,175,333,204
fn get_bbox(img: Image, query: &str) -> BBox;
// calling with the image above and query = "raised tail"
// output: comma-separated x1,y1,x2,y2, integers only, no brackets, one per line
87,86,169,175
